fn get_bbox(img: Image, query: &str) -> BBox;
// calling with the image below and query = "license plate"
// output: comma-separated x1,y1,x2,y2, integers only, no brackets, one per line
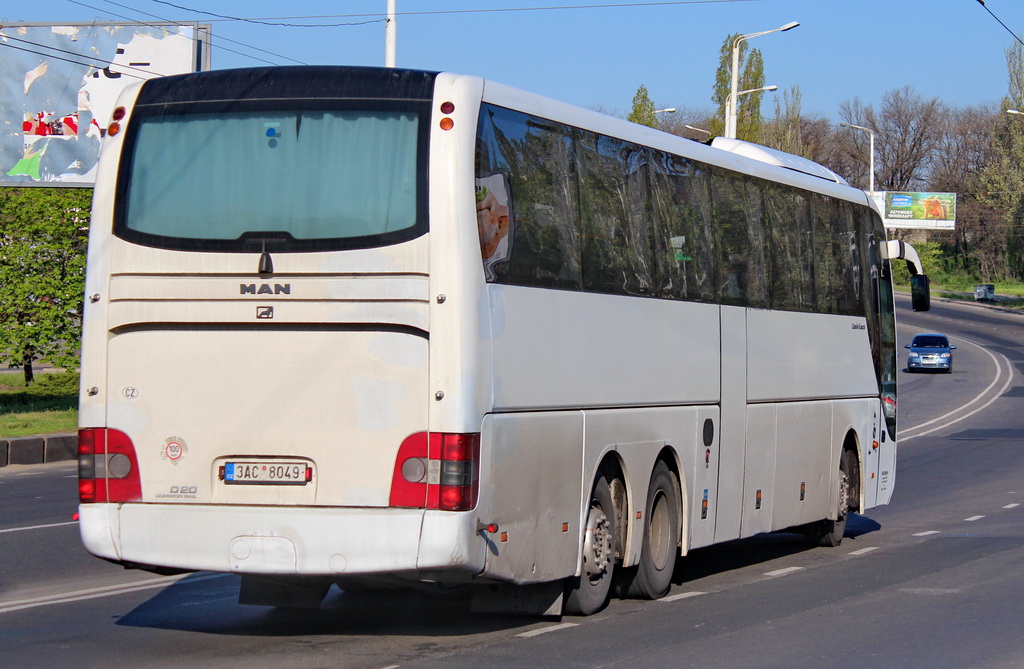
224,461,309,485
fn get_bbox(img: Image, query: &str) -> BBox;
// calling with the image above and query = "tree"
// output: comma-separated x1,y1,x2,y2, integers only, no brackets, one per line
0,188,90,384
979,42,1024,280
710,33,766,141
628,85,657,128
929,104,1000,279
736,47,766,141
762,85,804,155
839,87,943,192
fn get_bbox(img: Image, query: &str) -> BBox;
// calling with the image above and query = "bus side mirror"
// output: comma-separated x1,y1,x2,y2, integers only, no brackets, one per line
911,274,930,312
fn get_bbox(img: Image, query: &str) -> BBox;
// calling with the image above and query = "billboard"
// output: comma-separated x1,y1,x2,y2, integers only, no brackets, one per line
871,191,956,230
1,22,210,187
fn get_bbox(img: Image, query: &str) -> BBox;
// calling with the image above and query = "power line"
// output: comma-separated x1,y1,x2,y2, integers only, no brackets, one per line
148,0,386,27
145,0,761,24
975,0,1024,47
94,0,305,64
67,0,299,66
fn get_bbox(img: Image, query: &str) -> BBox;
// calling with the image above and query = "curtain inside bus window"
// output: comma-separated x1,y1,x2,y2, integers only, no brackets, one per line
475,104,581,289
123,110,419,242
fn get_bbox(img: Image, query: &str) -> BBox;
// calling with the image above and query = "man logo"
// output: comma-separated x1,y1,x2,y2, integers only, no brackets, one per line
240,283,291,295
256,306,274,319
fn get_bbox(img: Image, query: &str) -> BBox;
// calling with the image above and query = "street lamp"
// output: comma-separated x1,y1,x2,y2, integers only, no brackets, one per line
725,85,778,138
654,108,677,114
1008,109,1024,115
725,21,799,138
840,122,875,196
685,125,711,136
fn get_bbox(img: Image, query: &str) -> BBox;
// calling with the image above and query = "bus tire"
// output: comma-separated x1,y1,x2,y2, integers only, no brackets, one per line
563,473,617,616
617,461,679,599
815,449,852,547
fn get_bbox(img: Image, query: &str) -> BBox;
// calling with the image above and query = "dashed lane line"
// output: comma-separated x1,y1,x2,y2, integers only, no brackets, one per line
661,591,707,602
764,566,804,578
516,623,579,638
849,546,880,556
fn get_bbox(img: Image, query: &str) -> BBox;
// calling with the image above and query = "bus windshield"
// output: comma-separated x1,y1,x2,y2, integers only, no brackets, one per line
116,107,425,252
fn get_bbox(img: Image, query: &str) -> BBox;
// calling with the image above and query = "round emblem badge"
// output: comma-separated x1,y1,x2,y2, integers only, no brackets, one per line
163,436,187,463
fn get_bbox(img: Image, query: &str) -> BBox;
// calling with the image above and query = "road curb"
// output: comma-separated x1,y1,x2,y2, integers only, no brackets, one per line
0,433,77,468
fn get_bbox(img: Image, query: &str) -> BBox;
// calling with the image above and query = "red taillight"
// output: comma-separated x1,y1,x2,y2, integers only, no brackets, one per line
436,433,479,511
78,428,98,502
78,428,142,504
390,432,479,511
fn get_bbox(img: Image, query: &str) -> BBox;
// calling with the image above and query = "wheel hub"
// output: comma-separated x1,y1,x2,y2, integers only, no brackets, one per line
837,468,850,519
582,506,612,581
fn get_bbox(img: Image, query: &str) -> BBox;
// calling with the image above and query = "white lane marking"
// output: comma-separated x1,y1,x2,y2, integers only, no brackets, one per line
901,337,1013,442
0,521,77,534
661,591,707,602
964,515,985,522
849,546,880,556
913,530,940,537
516,623,579,638
1004,503,1020,509
764,566,803,577
0,573,226,614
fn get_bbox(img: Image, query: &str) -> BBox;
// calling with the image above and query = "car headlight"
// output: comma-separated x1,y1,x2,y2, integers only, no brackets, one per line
940,352,951,358
909,352,920,358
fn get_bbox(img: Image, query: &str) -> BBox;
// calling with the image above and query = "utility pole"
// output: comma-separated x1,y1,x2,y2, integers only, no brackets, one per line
385,0,396,67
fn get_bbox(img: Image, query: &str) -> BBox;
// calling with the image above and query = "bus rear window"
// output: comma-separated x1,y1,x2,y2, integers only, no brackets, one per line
115,107,427,252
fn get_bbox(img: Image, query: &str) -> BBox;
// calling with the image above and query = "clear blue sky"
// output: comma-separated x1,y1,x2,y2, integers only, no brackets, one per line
7,0,1024,120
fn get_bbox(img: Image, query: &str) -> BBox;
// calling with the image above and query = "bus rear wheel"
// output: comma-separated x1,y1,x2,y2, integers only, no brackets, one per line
617,461,679,599
812,449,853,547
563,473,616,615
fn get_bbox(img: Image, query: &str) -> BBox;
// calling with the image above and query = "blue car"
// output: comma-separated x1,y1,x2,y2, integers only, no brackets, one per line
905,333,956,373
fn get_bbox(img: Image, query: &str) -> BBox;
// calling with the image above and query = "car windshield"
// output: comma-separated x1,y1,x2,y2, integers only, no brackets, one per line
913,336,948,348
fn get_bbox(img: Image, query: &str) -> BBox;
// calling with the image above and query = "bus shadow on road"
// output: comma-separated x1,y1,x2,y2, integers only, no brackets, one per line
115,574,547,636
115,515,884,635
673,513,882,585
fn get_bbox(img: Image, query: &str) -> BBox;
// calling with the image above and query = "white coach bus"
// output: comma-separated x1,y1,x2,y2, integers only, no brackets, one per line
77,66,928,616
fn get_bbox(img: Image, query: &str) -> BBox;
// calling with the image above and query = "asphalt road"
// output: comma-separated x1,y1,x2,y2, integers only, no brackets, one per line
1,295,1022,668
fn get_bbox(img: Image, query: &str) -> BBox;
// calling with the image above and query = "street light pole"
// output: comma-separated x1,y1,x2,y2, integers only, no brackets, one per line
726,21,799,139
725,85,778,138
840,122,875,196
385,0,397,67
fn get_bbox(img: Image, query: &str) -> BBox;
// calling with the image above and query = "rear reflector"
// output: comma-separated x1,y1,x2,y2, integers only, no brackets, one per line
390,432,479,511
78,428,142,503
